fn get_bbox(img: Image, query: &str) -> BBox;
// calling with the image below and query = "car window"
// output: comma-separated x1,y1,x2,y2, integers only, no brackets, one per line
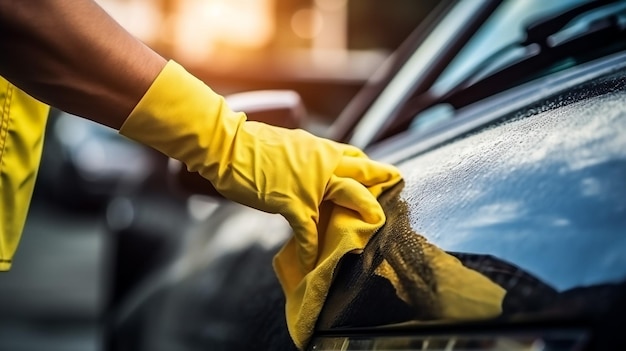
398,75,626,292
318,68,626,331
408,0,626,134
348,0,608,148
409,0,593,133
347,0,493,148
431,0,589,96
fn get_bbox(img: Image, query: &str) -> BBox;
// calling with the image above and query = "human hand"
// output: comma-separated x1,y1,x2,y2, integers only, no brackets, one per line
119,60,402,271
212,121,401,270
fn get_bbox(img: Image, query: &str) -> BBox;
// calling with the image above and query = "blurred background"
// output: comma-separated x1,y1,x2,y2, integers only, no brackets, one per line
100,0,437,123
0,1,436,350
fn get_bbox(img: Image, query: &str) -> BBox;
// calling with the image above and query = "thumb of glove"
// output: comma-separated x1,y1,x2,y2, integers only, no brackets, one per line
285,211,321,273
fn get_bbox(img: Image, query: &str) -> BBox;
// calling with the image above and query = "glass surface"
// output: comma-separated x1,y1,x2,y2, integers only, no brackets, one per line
349,1,489,148
431,0,589,96
318,69,626,333
398,75,626,291
350,0,596,146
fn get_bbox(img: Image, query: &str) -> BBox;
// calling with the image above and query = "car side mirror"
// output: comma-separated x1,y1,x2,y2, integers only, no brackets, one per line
168,90,306,198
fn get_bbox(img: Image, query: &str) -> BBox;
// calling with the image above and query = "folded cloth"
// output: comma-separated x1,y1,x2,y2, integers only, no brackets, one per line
274,179,506,350
273,174,401,349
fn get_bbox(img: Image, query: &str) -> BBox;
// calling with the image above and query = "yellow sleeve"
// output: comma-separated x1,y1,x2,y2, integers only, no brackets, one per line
0,76,49,271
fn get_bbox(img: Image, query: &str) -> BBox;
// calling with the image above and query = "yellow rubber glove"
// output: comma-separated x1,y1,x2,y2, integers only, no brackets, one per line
119,60,402,272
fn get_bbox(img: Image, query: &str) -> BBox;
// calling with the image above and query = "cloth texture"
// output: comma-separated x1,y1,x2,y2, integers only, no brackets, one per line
273,180,399,349
0,76,49,271
316,183,506,331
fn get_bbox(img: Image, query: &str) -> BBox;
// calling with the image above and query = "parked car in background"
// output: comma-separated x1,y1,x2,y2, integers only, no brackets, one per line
107,0,626,350
37,109,159,210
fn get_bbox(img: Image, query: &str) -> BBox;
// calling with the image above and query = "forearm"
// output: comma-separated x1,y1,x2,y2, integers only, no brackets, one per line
0,0,166,129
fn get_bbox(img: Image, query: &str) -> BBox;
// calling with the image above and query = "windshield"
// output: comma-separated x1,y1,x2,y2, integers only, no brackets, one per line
398,74,626,291
431,0,589,96
408,0,626,136
318,67,626,333
347,0,488,148
348,0,618,147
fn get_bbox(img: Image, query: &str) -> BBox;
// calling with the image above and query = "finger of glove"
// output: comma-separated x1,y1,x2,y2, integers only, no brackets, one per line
335,156,401,187
324,175,385,224
288,215,320,273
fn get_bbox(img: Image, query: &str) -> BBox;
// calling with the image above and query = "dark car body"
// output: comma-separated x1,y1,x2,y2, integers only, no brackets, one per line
108,1,626,350
314,64,626,350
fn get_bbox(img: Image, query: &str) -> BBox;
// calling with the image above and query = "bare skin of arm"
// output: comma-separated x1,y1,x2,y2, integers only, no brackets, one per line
0,0,166,129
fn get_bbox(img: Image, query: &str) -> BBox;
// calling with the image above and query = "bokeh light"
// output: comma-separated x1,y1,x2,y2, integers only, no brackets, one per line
291,8,324,40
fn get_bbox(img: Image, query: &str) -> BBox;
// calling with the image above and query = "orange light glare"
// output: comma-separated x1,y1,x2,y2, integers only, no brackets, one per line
291,8,324,40
170,0,276,63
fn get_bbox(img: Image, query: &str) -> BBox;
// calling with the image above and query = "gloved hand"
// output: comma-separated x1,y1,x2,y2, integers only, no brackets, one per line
119,60,402,272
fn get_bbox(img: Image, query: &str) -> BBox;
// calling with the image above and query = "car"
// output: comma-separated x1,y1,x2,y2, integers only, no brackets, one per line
106,0,626,350
36,108,160,210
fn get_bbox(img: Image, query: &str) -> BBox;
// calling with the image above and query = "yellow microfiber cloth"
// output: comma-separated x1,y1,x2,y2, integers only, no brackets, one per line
273,176,400,350
374,248,505,320
274,181,505,350
364,182,505,322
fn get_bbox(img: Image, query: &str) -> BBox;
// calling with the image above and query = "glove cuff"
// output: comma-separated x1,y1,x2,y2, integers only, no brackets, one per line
119,60,245,180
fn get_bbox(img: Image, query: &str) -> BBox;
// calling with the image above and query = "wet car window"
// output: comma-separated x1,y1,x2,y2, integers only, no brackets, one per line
318,70,626,330
399,72,626,291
